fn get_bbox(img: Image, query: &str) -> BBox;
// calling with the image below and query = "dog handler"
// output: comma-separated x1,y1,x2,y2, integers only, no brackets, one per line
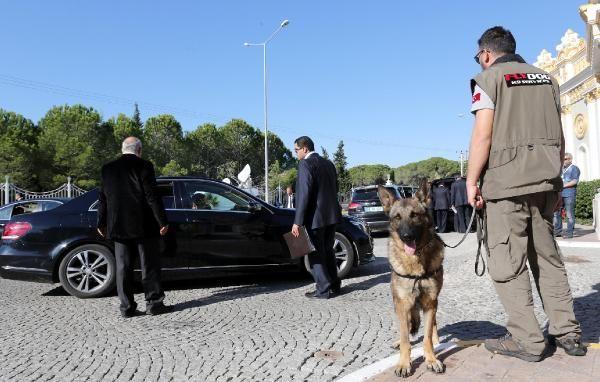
467,26,585,361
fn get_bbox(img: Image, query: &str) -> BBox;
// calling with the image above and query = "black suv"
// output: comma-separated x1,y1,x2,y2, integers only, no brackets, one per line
347,184,416,232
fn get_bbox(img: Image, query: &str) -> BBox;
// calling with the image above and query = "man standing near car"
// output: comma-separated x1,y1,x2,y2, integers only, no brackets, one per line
553,153,580,239
467,27,584,360
291,136,342,299
97,137,174,318
451,175,469,233
284,185,295,208
432,183,450,233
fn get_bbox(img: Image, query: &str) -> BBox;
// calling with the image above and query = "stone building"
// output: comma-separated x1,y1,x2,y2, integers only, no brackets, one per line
534,1,600,181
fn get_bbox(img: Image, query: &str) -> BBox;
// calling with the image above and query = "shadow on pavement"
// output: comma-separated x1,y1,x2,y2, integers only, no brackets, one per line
573,282,600,343
438,320,506,342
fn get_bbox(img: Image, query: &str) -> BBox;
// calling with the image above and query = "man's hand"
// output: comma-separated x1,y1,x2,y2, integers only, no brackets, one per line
160,225,169,236
467,184,484,210
291,224,300,238
97,227,106,238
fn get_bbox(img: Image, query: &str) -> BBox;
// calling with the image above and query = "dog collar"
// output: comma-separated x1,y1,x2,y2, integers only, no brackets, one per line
392,266,443,293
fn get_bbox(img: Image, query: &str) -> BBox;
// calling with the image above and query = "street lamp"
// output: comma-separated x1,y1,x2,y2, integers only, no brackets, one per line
244,19,289,204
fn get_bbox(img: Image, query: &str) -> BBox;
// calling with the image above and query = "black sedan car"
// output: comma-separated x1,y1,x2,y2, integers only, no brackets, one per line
347,184,416,232
0,177,374,298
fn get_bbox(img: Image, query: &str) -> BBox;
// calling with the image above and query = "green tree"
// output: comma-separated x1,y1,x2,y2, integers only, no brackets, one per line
110,113,143,144
348,164,391,186
183,123,224,178
333,140,352,193
132,103,143,132
143,114,183,172
37,105,114,189
394,157,460,185
0,109,39,189
321,146,330,160
161,159,189,176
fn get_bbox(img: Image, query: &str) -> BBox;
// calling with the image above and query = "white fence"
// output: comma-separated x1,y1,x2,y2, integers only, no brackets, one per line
0,176,87,206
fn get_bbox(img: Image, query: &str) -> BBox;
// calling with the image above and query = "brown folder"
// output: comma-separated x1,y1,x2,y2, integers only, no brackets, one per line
283,226,316,258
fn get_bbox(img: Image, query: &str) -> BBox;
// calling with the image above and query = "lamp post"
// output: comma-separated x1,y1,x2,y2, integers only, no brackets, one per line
244,19,289,203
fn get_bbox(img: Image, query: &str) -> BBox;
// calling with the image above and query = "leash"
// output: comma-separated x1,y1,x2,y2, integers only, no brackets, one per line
438,206,487,277
441,207,477,249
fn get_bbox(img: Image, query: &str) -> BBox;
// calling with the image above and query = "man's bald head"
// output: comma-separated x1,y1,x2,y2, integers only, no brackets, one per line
122,137,142,156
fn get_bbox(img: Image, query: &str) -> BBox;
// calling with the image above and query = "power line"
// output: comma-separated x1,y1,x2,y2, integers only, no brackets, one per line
0,73,460,154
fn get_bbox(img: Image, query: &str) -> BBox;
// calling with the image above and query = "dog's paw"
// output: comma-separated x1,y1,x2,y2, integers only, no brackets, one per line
426,359,445,374
391,340,401,349
394,362,412,378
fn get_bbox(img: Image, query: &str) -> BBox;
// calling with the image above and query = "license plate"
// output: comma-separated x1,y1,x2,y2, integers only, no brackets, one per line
364,206,383,212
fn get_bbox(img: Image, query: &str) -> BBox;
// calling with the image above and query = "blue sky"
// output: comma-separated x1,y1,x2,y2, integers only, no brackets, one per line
0,1,584,167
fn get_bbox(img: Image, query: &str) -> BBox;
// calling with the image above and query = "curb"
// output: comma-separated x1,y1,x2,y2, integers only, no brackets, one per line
336,342,457,382
556,240,600,249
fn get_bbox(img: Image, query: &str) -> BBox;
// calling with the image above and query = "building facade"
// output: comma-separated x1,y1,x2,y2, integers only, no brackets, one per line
534,1,600,181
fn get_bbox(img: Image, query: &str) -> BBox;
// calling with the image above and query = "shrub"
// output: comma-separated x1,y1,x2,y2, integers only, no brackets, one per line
575,179,600,222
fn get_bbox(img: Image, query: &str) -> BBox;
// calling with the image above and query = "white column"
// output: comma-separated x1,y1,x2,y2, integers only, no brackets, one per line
562,110,574,156
593,97,600,179
575,99,600,180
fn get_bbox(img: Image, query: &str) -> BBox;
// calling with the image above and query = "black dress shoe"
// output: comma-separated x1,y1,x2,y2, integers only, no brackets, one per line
120,309,143,318
146,304,175,316
305,290,330,299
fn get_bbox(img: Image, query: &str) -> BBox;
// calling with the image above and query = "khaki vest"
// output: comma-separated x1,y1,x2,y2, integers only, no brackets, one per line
472,59,563,200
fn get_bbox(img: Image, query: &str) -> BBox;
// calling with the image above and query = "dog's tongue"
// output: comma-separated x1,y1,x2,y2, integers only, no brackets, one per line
404,240,417,256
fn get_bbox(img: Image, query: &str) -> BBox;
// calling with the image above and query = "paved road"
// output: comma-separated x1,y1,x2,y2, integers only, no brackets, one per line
0,233,598,382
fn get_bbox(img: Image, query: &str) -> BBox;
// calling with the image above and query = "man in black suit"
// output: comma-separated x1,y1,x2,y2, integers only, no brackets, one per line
432,183,451,233
450,176,470,233
292,136,342,299
97,137,174,317
283,185,295,209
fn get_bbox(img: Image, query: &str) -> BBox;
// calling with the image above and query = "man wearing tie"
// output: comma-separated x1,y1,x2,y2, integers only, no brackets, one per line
284,186,295,208
291,136,342,299
97,137,174,317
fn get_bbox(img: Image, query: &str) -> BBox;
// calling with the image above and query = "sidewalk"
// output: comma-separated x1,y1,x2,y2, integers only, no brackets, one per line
339,341,599,381
555,224,600,248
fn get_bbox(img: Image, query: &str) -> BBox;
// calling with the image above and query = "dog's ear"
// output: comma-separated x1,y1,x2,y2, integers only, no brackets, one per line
378,185,397,215
414,178,429,204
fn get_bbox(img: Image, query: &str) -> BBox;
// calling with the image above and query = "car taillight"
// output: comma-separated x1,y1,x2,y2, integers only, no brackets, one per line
348,202,361,210
2,222,32,240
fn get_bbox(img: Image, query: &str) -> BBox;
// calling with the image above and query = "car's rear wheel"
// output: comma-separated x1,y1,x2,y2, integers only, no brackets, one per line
58,244,116,298
304,232,356,279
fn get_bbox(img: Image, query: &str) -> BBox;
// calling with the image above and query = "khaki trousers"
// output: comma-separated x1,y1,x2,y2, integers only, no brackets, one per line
485,191,581,355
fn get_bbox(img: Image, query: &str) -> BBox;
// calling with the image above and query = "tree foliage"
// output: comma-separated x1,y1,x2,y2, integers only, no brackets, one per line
394,157,460,185
37,105,115,189
333,140,352,194
0,109,39,189
349,164,392,186
143,114,184,172
110,113,142,144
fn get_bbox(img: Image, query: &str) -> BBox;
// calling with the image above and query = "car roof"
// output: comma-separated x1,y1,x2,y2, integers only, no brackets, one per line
1,198,67,207
353,184,414,191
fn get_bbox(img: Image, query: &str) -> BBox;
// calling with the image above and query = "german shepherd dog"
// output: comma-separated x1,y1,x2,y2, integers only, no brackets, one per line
378,183,445,377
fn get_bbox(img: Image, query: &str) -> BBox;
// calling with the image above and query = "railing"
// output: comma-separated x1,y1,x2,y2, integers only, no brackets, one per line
1,176,87,206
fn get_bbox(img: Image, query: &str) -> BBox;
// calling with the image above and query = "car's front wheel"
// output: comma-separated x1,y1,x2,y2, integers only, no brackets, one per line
304,232,356,279
58,244,116,298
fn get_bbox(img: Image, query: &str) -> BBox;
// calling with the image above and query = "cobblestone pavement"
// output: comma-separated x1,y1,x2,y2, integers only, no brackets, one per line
0,233,598,382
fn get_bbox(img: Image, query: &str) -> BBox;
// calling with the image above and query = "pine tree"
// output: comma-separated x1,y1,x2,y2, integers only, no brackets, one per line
333,140,352,194
321,146,330,160
132,103,143,132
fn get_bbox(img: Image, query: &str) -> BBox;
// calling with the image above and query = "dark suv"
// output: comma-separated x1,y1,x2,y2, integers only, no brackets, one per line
347,184,416,232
